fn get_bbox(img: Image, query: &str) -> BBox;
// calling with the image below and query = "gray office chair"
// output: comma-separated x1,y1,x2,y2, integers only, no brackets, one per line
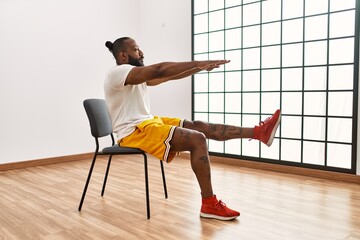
78,98,168,219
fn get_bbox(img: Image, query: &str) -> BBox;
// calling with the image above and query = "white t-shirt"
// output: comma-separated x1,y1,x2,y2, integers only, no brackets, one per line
104,64,153,140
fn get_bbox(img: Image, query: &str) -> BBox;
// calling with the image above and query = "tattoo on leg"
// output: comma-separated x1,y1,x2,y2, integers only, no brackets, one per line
209,124,243,140
199,155,209,163
178,128,192,139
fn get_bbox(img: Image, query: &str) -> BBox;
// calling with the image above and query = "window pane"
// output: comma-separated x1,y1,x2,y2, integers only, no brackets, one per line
243,70,260,91
225,139,241,155
262,0,281,23
282,68,303,91
262,69,280,91
194,34,208,53
243,48,260,69
225,28,242,50
327,118,352,143
305,0,328,16
209,113,224,123
225,6,242,28
225,71,242,91
225,0,242,8
304,67,327,90
194,53,209,61
225,50,242,71
330,0,356,12
282,43,303,67
303,117,326,141
225,93,242,113
209,31,224,51
194,0,208,14
194,14,208,34
281,139,301,162
194,112,209,122
283,0,304,19
329,65,353,90
330,11,355,38
261,93,281,114
209,0,224,11
303,141,325,166
194,93,208,112
282,92,302,115
209,72,224,92
305,41,327,66
243,93,260,113
305,15,328,41
225,113,241,125
209,93,224,112
242,139,259,157
243,25,260,48
261,138,279,159
328,92,353,117
194,73,208,93
209,10,224,31
327,143,352,169
209,139,224,153
243,2,260,26
329,38,354,64
262,22,281,45
281,116,302,139
282,19,303,43
304,92,326,116
262,46,281,68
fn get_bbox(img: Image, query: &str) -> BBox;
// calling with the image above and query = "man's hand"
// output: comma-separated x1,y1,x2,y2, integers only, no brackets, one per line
198,60,231,71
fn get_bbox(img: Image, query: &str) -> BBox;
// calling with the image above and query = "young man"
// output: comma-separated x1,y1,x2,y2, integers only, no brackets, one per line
104,37,281,221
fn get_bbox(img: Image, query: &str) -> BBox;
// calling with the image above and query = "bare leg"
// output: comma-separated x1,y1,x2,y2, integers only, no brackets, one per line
170,127,213,198
183,120,254,141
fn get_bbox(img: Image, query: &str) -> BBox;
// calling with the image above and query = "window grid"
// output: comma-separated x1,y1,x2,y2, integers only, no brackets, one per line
192,0,359,173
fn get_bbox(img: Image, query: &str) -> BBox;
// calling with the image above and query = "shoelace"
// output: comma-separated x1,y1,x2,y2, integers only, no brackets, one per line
249,116,272,142
215,200,226,209
259,116,271,126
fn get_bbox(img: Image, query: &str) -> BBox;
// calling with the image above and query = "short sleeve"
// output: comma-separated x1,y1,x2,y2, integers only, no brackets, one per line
106,64,135,90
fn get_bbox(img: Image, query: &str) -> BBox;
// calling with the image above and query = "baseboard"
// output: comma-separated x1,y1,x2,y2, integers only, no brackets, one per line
2,152,359,184
178,152,360,184
0,153,93,171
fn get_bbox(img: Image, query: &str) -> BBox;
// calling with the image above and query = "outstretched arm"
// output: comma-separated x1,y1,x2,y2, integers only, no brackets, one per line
125,60,230,86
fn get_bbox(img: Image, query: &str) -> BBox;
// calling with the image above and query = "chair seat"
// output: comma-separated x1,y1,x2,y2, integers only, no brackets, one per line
102,145,145,154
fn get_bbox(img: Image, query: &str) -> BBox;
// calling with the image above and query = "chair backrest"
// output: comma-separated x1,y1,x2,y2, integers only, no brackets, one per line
83,99,113,138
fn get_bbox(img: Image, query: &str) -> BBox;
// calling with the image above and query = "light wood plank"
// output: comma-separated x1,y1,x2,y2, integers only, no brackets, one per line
0,155,359,240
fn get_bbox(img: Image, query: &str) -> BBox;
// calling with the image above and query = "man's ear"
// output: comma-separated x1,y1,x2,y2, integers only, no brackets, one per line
120,52,128,61
117,52,128,63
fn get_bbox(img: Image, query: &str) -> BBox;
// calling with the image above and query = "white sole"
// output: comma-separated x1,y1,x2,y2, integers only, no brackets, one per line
266,111,281,147
200,212,239,221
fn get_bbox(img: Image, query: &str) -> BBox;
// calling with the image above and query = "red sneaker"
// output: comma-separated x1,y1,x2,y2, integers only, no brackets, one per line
200,195,240,221
254,109,281,147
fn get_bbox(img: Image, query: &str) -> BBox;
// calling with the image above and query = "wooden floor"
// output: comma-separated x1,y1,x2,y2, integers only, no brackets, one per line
0,155,360,240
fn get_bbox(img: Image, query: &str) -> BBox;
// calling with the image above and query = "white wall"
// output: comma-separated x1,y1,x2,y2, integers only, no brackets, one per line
138,0,192,119
0,0,191,164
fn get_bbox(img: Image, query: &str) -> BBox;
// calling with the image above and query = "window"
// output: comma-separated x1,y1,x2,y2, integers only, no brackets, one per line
192,0,359,173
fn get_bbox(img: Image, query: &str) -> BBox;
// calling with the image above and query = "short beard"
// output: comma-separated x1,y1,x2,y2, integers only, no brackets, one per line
128,55,144,67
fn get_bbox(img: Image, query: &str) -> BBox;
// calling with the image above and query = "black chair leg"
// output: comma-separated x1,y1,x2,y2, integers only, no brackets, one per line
160,161,168,199
143,153,150,219
78,153,98,211
101,155,113,196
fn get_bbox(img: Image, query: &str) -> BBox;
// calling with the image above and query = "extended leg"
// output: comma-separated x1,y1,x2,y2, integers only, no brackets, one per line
183,120,254,141
183,109,281,146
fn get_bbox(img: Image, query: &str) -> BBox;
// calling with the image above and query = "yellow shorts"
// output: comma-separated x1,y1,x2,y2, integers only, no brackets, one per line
119,116,184,163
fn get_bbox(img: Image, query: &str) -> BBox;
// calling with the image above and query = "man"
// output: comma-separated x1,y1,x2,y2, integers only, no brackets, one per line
104,37,281,221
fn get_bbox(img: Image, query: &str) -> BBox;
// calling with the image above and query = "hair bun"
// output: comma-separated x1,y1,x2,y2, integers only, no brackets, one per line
105,41,113,51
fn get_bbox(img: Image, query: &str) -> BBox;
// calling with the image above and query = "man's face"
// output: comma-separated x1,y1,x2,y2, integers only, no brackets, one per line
125,39,144,67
